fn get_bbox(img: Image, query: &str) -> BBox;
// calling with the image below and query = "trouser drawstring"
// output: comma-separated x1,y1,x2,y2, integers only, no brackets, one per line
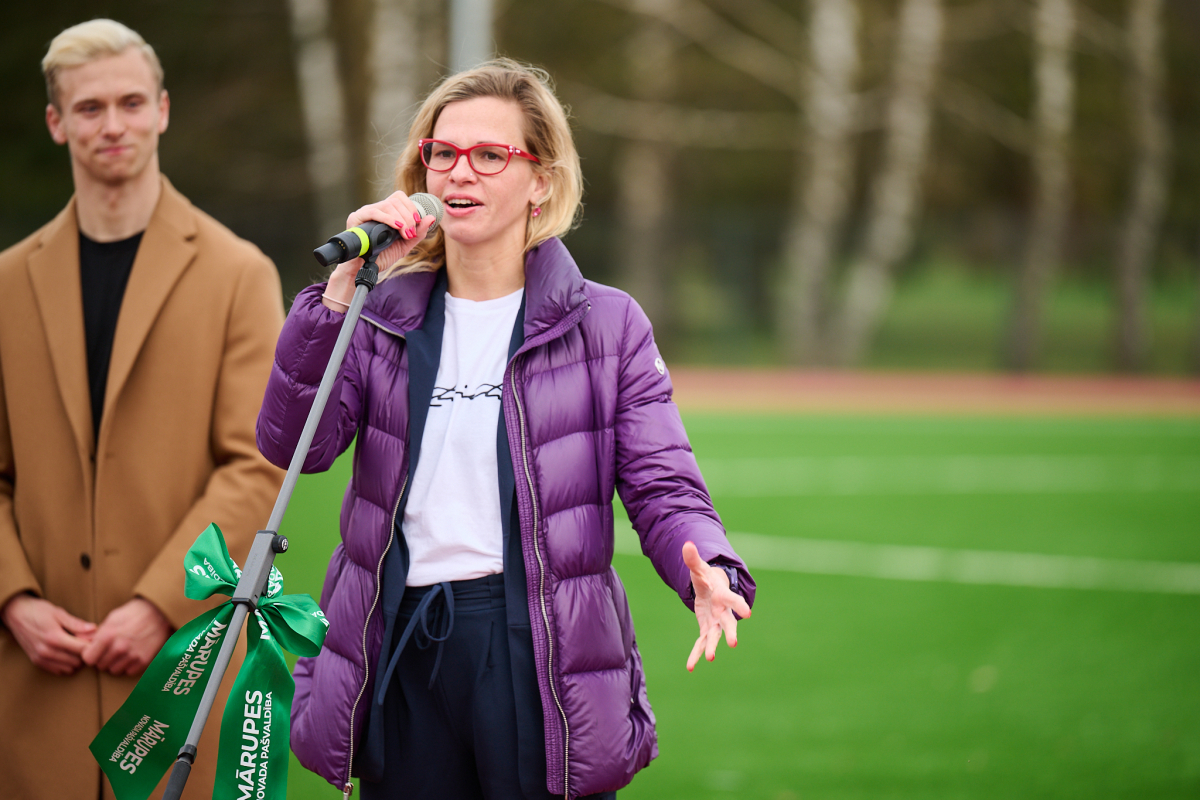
376,581,455,703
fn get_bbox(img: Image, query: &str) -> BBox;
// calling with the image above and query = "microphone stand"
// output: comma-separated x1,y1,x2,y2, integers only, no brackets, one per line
162,255,383,800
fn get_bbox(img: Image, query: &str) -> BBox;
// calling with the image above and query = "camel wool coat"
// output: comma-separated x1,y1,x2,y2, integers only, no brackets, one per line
0,177,285,800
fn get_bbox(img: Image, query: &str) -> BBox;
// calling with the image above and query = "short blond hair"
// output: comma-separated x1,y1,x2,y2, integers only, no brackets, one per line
384,58,584,279
42,19,163,108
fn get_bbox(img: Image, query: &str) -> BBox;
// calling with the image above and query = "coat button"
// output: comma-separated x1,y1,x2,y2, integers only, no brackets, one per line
80,553,91,569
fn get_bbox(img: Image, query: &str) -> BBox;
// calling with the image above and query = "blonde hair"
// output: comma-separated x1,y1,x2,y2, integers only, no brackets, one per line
384,58,584,279
42,19,163,108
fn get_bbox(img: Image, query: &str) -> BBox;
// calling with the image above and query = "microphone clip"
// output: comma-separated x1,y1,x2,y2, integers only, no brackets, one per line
355,262,379,291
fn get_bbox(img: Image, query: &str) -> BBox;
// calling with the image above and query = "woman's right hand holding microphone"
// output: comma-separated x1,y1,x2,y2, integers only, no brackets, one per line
321,191,439,312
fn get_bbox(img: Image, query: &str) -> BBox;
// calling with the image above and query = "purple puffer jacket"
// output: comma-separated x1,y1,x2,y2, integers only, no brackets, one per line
256,238,755,797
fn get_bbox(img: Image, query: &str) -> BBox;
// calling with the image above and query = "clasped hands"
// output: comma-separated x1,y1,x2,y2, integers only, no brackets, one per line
1,594,172,677
683,541,752,672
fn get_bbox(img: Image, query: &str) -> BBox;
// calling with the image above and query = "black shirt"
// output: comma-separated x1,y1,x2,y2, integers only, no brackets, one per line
79,231,142,443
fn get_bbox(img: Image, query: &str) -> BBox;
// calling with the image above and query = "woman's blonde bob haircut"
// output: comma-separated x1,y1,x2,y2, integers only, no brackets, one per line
42,19,163,109
384,58,583,279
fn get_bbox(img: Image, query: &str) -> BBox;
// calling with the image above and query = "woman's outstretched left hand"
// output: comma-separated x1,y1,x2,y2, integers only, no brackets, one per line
683,541,751,672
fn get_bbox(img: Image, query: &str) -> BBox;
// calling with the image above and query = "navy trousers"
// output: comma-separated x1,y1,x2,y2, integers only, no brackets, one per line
359,574,616,800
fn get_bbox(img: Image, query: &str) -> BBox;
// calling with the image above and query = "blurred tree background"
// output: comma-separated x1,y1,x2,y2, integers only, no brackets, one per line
3,0,1197,373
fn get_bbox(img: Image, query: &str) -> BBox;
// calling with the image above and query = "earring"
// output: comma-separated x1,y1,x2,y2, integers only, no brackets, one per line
531,206,542,218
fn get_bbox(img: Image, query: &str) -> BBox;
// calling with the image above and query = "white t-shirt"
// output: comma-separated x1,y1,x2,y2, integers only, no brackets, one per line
402,288,523,586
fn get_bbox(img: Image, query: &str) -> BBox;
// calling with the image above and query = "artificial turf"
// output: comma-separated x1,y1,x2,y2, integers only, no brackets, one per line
279,415,1200,799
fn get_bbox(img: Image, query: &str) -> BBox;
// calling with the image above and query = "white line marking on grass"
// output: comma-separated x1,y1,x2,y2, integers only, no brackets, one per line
613,522,1200,594
697,456,1200,496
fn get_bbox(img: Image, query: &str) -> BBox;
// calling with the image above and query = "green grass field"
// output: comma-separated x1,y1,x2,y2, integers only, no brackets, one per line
279,414,1200,799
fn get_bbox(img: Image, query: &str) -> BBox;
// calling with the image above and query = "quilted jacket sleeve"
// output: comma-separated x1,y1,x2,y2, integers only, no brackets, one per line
612,297,756,611
256,283,367,473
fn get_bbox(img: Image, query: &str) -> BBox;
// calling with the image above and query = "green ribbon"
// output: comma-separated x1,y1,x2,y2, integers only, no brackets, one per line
89,524,329,800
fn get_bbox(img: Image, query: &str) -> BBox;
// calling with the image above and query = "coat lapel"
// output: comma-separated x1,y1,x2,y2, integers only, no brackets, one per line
101,178,197,441
26,200,94,455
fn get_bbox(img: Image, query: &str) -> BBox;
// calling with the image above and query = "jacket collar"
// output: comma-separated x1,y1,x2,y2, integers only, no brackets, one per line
362,237,588,339
26,197,92,453
25,174,197,456
101,176,197,449
520,237,589,340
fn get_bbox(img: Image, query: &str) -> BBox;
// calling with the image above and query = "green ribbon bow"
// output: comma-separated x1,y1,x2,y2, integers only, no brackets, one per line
89,524,329,800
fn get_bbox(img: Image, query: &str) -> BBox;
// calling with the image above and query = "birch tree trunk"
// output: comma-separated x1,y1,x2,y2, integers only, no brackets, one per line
287,0,354,236
330,0,373,206
450,0,494,73
614,6,678,332
778,0,860,364
367,0,421,199
1114,0,1169,371
834,0,944,365
1006,0,1075,371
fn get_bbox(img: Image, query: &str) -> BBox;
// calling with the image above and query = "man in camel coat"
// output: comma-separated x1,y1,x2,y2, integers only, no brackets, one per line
0,20,285,799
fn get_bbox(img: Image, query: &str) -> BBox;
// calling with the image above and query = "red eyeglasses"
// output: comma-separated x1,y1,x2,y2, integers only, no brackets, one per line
419,138,541,176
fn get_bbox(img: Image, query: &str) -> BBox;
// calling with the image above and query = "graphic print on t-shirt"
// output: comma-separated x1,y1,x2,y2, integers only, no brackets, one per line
430,383,504,405
403,288,524,587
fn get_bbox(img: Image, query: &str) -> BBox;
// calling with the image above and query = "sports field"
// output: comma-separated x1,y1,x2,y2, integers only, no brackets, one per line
279,376,1200,799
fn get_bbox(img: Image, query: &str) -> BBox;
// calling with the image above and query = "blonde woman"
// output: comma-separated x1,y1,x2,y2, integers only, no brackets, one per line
257,59,754,799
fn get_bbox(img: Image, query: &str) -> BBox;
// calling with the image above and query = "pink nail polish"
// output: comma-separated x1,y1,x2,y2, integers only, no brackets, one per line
395,219,405,228
405,228,415,238
413,212,421,223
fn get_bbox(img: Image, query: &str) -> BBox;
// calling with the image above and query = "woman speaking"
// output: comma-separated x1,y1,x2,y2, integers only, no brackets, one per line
256,59,755,800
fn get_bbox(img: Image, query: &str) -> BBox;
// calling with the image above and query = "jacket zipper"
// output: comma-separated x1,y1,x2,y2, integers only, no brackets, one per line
342,473,407,798
510,355,571,798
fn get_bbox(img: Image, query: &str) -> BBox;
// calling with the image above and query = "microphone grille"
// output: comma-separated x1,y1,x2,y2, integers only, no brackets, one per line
411,193,444,238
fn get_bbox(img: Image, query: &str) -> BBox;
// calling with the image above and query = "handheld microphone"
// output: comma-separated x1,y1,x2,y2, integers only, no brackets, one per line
312,193,444,267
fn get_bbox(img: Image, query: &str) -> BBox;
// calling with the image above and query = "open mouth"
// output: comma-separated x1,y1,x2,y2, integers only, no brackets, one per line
445,198,481,209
